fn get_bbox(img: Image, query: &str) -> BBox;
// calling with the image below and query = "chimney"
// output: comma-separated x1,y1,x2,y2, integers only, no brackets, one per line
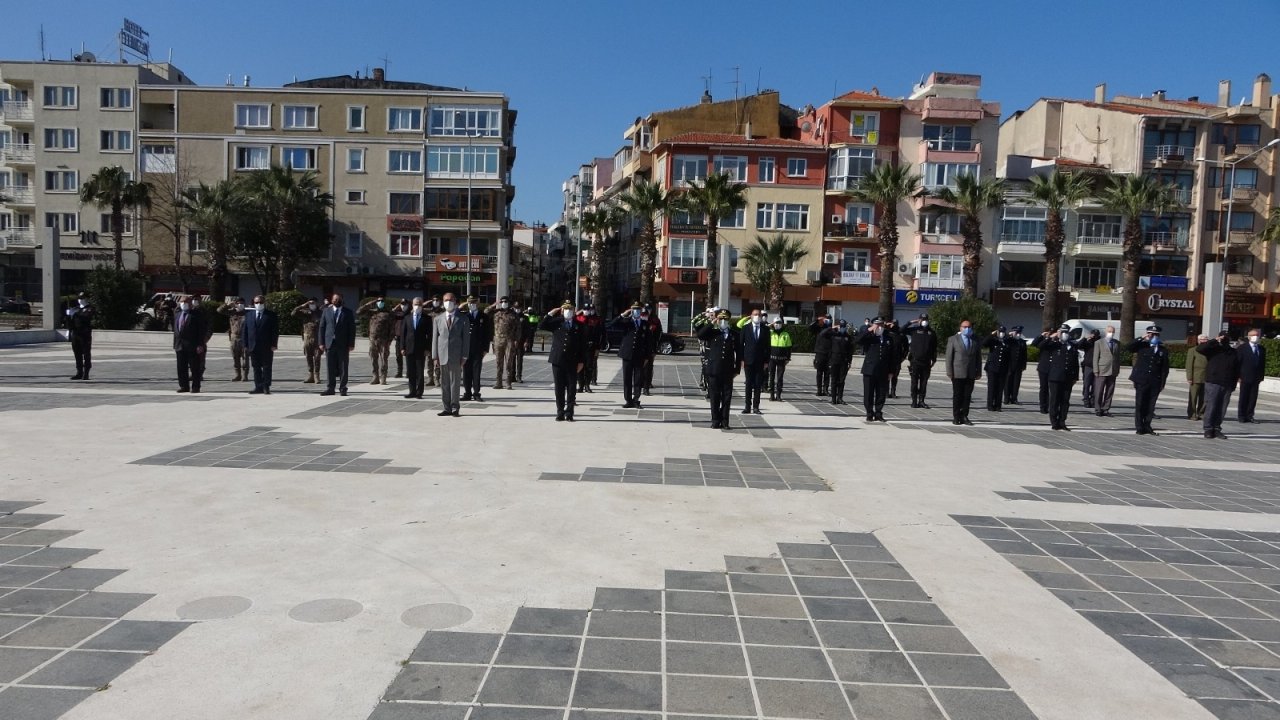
1152,89,1166,101
1094,83,1106,103
700,89,713,104
1218,79,1232,106
373,67,385,84
242,74,250,87
1254,73,1272,109
744,120,752,140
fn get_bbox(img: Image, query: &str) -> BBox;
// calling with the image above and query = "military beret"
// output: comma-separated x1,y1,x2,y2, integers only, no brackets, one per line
1146,325,1161,334
716,309,731,319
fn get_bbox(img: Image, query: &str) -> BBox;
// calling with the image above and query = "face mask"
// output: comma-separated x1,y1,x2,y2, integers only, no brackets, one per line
1105,332,1114,340
564,310,575,319
432,301,440,308
179,302,191,312
873,326,883,336
308,303,317,311
254,303,264,312
1249,335,1260,344
640,313,649,320
997,331,1005,338
838,326,847,334
921,320,928,327
333,299,343,307
719,320,729,330
752,315,762,324
773,323,782,330
412,305,422,313
500,302,508,309
444,301,457,312
1060,334,1071,342
235,303,244,311
376,301,385,309
1150,336,1161,346
961,327,972,337
77,299,86,308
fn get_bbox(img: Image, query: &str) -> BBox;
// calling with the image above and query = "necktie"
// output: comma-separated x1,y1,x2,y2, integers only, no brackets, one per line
447,315,453,330
413,314,419,329
963,337,969,350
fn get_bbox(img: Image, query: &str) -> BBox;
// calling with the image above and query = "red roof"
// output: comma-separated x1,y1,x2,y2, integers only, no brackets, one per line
832,90,899,103
658,132,823,150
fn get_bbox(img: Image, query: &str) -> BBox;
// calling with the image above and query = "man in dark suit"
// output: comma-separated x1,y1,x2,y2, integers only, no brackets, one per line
318,292,357,396
982,326,1012,412
1004,325,1028,405
855,317,896,422
1236,328,1267,424
540,301,587,421
243,294,279,395
1128,324,1171,435
400,297,431,399
696,309,740,429
1196,331,1240,439
737,308,771,414
1031,325,1080,431
66,292,94,380
172,294,208,393
612,302,655,409
903,314,938,408
944,319,983,425
460,294,492,402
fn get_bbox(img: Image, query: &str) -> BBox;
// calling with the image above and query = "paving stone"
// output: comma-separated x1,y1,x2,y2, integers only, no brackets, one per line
23,649,145,688
666,613,740,644
845,684,945,720
729,573,794,595
15,547,101,567
754,678,852,719
740,617,820,646
805,597,879,622
733,593,808,619
746,644,835,680
0,565,58,588
382,663,487,702
591,588,660,613
508,607,588,636
80,619,190,652
0,616,110,648
580,638,660,672
494,633,580,668
477,666,574,707
665,641,748,676
30,568,125,591
793,576,863,599
909,652,1009,689
933,688,1039,720
572,670,662,712
815,621,897,651
665,674,756,715
0,589,83,615
0,687,96,720
828,649,920,685
665,590,733,615
0,646,58,683
50,592,154,619
666,570,727,592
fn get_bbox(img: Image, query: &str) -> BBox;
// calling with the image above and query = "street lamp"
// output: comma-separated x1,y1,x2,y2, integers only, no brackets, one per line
464,130,482,298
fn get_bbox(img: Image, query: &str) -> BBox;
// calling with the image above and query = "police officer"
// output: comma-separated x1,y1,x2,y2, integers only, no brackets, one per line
578,303,604,392
390,298,409,379
358,296,395,385
766,317,793,401
809,315,833,396
487,295,522,390
982,326,1012,412
460,295,492,401
1129,324,1171,435
293,298,324,383
695,309,740,429
902,313,938,409
854,317,895,421
540,301,587,421
612,302,655,409
884,318,908,399
1004,325,1028,405
1078,329,1100,409
1032,325,1079,431
1036,327,1052,414
217,297,250,382
822,320,855,405
66,292,94,380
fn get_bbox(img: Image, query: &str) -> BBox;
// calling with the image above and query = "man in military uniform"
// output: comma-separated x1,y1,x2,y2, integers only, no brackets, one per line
1078,329,1100,408
902,313,938,409
390,298,409,379
1004,325,1028,405
487,295,522,389
822,320,855,405
1036,328,1052,414
66,292,95,380
695,309,740,429
809,315,833,396
1128,324,1171,435
540,301,588,421
1032,325,1079,431
358,296,395,385
293,298,324,383
217,297,251,381
884,318,908,398
460,295,492,401
578,303,604,392
982,326,1012,411
855,318,896,421
611,302,655,409
425,296,443,387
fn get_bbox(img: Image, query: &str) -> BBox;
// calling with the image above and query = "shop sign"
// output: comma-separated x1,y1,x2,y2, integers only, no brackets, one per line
894,289,961,306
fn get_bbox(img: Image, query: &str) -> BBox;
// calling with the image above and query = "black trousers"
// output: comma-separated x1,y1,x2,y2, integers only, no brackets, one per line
742,362,766,409
708,373,733,425
405,351,426,397
552,364,578,415
72,335,92,375
622,359,646,403
986,369,1007,410
1048,380,1073,428
176,348,204,390
909,363,931,402
951,377,975,422
1037,369,1050,413
325,348,350,391
580,347,598,388
814,354,829,393
1081,367,1096,406
642,356,655,390
863,374,888,417
463,353,484,396
1203,382,1230,433
1238,381,1260,422
1004,367,1023,403
1133,381,1160,432
769,360,788,398
830,361,850,401
250,348,273,390
393,336,403,374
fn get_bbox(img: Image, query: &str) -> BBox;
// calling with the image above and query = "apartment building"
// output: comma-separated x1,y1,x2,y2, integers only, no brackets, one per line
135,68,515,301
997,74,1277,333
0,56,192,297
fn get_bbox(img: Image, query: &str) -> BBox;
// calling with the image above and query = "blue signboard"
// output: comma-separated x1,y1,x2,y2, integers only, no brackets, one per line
894,289,962,306
1141,275,1188,290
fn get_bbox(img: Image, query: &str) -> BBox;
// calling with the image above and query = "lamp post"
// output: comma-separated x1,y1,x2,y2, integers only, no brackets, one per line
464,131,482,298
1195,138,1280,333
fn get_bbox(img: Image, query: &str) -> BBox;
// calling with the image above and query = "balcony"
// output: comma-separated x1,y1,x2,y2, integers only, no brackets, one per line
0,101,33,123
1071,235,1123,257
1170,187,1193,206
0,144,34,165
826,176,867,192
918,139,981,166
423,254,499,273
2,186,34,205
826,222,873,239
996,233,1046,258
0,228,36,249
1144,230,1189,250
1224,186,1259,205
919,233,963,251
919,96,985,122
1145,145,1193,165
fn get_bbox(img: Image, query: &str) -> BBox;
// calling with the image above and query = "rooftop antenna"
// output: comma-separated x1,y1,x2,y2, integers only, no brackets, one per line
728,65,741,99
701,69,712,95
379,54,391,77
756,67,761,95
39,24,46,61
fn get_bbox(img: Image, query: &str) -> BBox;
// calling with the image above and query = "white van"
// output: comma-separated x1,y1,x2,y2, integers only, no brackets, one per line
1061,319,1189,341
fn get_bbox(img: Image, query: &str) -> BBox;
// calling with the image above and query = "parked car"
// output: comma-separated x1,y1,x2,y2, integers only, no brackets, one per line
0,297,31,314
601,325,686,355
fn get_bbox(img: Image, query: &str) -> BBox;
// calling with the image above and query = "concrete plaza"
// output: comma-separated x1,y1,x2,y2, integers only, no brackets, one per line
0,336,1278,720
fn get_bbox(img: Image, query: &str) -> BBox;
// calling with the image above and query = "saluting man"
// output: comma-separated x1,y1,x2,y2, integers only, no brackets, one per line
1128,324,1171,435
540,301,588,421
982,326,1012,412
66,292,95,380
695,309,740,429
1031,324,1079,431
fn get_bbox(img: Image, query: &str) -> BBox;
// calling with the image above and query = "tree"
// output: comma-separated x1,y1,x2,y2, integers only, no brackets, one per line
848,162,922,319
182,180,244,300
236,166,333,292
80,166,152,271
142,152,202,294
1098,173,1177,342
930,174,1006,299
682,173,748,307
742,234,810,316
1026,170,1094,330
1261,207,1280,246
84,265,145,329
573,205,625,311
618,178,676,304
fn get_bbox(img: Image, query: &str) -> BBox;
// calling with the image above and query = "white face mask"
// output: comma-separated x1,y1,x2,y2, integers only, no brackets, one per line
499,302,509,309
467,302,477,312
752,315,762,324
179,302,191,312
1105,332,1114,340
921,320,928,327
77,299,86,307
1249,335,1260,344
412,305,422,314
773,323,782,330
443,301,457,312
235,303,244,311
308,302,317,311
719,320,729,330
254,303,264,312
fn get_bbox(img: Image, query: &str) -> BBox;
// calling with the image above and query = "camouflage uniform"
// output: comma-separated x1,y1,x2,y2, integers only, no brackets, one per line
360,300,395,384
391,303,407,378
425,303,442,386
294,303,323,383
217,302,250,381
487,302,522,389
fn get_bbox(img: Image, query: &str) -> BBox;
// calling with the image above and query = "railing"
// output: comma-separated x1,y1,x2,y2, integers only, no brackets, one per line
0,144,34,163
0,101,33,122
826,176,866,192
423,254,499,272
1170,187,1193,205
2,186,34,204
1144,230,1189,248
827,224,872,238
924,138,976,152
1075,234,1123,245
1226,186,1259,203
999,233,1046,244
1,228,36,247
1145,145,1193,162
920,233,961,245
918,277,964,290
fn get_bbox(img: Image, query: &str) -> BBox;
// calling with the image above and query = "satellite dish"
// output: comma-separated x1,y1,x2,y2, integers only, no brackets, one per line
801,121,813,132
75,51,97,63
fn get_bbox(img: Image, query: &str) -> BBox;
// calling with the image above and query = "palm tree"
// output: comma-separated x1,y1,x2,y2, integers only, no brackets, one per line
240,166,334,291
930,174,1006,298
682,172,748,306
1098,173,1177,341
80,166,152,270
618,178,676,304
573,205,625,311
1026,171,1094,329
848,163,923,319
182,180,244,300
1261,207,1280,246
742,234,810,316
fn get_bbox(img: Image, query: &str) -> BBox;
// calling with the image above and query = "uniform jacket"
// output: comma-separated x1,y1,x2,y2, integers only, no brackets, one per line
1078,337,1098,369
1184,341,1208,384
1091,336,1122,377
696,323,740,377
432,312,471,366
889,329,909,367
172,308,208,352
400,309,432,354
737,319,772,366
944,333,983,380
1006,335,1028,371
612,315,655,362
540,314,588,368
488,306,522,343
364,308,394,343
903,323,938,365
243,309,279,352
1127,339,1171,386
218,304,247,339
822,328,856,365
982,335,1011,373
854,327,897,376
810,319,833,355
1196,340,1240,387
579,314,604,346
769,330,793,361
461,309,491,354
1031,336,1080,383
66,306,94,339
1237,342,1268,384
319,305,357,350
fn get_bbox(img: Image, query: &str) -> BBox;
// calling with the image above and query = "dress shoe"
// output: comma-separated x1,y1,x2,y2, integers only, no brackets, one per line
451,410,460,417
404,393,417,399
962,418,974,426
71,373,83,380
633,403,643,410
264,388,271,395
493,384,503,390
320,390,335,396
566,415,575,422
643,389,651,396
711,421,722,429
952,419,961,425
249,389,264,395
191,388,201,394
556,414,565,421
1248,419,1261,424
920,402,931,410
461,394,473,401
875,414,885,422
177,388,190,393
1060,425,1071,431
1216,431,1228,439
1204,431,1215,439
339,390,347,396
475,395,483,402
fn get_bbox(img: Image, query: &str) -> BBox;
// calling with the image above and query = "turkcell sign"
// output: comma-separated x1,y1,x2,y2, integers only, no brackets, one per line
121,18,150,56
894,289,962,306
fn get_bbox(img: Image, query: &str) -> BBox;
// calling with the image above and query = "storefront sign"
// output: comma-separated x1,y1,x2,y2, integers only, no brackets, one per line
436,273,484,284
1223,292,1264,317
1139,275,1189,290
840,271,872,286
386,215,423,232
992,289,1072,307
1138,289,1200,314
894,289,961,306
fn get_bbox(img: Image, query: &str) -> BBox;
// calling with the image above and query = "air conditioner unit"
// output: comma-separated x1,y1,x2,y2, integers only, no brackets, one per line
823,252,839,264
897,263,912,274
830,214,844,225
345,266,356,275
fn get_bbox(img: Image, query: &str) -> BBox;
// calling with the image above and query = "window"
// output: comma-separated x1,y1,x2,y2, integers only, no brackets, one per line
282,147,316,170
388,192,422,215
141,144,176,173
425,189,498,221
100,130,132,152
42,85,77,108
389,233,421,257
827,148,876,190
1203,210,1256,232
719,208,746,229
1143,125,1195,158
756,202,809,231
998,260,1044,287
668,237,706,268
1140,255,1189,277
427,145,500,178
1000,207,1046,243
235,146,270,170
849,112,879,143
673,155,707,185
345,232,363,257
921,213,962,235
388,149,422,173
388,108,423,132
923,124,974,151
428,106,501,137
100,88,132,109
100,214,133,234
786,158,807,177
844,203,874,232
1225,254,1255,275
1207,167,1259,189
758,157,775,183
842,248,872,272
347,106,365,131
44,170,77,192
1076,213,1122,243
1073,259,1119,289
235,104,270,128
44,212,77,233
188,229,207,253
282,105,318,129
917,254,963,289
922,162,979,189
347,147,365,173
712,155,747,182
345,189,366,204
1211,123,1262,147
43,128,77,151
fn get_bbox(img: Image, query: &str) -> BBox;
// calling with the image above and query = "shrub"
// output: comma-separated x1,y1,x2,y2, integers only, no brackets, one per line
1266,338,1280,377
926,298,999,341
266,290,308,336
785,323,815,353
84,265,145,330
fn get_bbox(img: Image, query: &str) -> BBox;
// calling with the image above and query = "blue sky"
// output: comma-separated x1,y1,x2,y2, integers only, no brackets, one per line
9,1,1279,225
